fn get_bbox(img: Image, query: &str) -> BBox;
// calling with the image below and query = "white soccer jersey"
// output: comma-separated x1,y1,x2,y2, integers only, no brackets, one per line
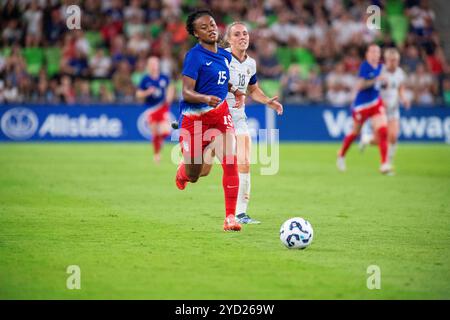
225,48,257,121
380,66,406,110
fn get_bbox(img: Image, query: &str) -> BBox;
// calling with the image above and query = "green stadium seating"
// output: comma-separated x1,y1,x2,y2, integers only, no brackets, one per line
45,47,61,76
388,15,409,46
259,79,281,98
266,14,278,27
23,47,44,76
276,47,292,71
85,31,102,50
91,79,114,97
174,79,183,96
291,47,316,74
386,0,405,16
131,72,145,86
2,47,11,57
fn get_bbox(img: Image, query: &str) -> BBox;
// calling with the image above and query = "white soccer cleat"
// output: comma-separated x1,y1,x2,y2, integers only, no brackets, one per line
380,162,393,175
336,156,346,172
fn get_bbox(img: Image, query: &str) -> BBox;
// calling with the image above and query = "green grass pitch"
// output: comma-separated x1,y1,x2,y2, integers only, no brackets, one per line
0,142,449,299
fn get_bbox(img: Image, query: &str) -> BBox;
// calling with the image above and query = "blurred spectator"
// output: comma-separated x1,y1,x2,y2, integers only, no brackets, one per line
0,0,446,106
306,68,324,103
74,31,90,57
45,7,66,45
408,63,436,105
256,40,283,79
98,84,115,103
23,1,43,47
325,62,356,107
2,20,22,45
90,48,112,79
57,75,76,104
76,80,93,105
113,60,134,102
407,0,435,37
3,79,20,103
280,64,308,103
127,32,150,56
443,78,450,106
270,11,294,45
64,50,89,78
402,45,422,73
0,80,5,103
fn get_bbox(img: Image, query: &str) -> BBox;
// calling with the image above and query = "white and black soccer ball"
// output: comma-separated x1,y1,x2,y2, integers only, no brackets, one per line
280,217,314,249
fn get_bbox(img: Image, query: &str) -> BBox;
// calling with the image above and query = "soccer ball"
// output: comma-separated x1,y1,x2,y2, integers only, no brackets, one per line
280,217,314,249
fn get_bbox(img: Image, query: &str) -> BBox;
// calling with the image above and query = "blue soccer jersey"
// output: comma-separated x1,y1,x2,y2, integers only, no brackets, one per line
180,44,232,116
138,74,170,108
352,61,383,110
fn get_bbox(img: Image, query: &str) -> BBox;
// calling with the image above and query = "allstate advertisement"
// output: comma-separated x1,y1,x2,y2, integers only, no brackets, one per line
277,106,450,143
0,104,266,142
0,104,449,142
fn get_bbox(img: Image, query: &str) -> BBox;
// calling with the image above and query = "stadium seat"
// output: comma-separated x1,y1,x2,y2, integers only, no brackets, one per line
259,79,281,98
23,47,44,76
131,72,145,86
2,47,11,57
388,15,409,46
386,0,405,16
45,47,61,76
91,79,113,97
276,47,292,71
174,79,183,96
85,31,103,51
291,48,316,74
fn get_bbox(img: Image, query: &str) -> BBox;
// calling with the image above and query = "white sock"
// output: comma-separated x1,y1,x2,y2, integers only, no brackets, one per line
236,172,250,215
388,143,397,164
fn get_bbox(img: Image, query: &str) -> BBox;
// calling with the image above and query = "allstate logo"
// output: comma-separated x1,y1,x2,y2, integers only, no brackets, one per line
137,108,174,139
1,107,39,140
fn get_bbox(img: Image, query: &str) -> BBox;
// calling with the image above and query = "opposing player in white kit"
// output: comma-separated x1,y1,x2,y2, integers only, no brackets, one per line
359,48,410,168
201,22,283,224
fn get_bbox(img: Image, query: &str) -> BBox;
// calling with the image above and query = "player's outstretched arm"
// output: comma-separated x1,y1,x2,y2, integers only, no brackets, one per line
248,83,283,115
166,83,176,105
182,75,221,107
136,87,155,99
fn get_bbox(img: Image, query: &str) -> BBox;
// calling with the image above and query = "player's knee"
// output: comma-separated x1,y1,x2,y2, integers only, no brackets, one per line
238,163,250,173
389,135,397,144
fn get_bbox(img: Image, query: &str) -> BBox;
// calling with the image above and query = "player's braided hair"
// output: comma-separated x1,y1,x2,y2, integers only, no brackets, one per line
186,9,214,38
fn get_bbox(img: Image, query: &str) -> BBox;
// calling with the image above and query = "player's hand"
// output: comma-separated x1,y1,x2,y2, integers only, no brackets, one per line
146,86,156,95
267,96,283,115
377,75,387,83
402,98,411,110
233,90,245,108
206,95,222,107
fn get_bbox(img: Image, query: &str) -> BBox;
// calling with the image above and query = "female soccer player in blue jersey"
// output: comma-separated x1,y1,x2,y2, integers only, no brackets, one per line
200,22,283,225
174,10,246,231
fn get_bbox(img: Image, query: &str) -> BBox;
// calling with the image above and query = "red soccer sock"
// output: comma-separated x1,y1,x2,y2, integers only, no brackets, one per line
153,134,162,155
154,133,170,155
221,156,239,217
339,132,358,157
377,126,388,164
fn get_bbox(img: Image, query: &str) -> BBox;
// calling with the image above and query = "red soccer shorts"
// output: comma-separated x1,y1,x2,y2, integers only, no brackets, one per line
352,98,386,124
147,102,170,123
179,100,235,160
